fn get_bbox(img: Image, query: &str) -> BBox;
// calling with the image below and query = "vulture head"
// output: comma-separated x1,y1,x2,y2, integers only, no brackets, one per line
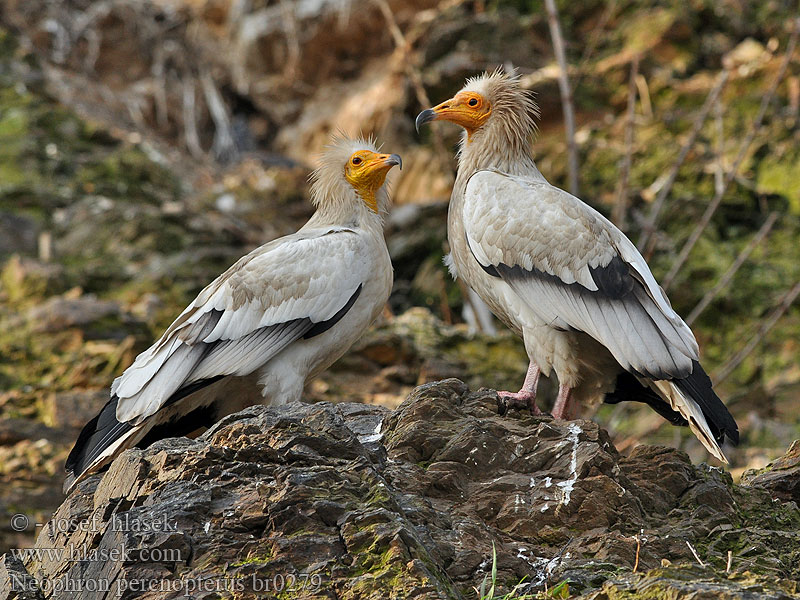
416,68,539,159
310,136,402,217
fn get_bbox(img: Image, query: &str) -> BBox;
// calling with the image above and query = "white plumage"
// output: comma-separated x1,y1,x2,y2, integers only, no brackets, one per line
416,69,738,462
65,136,400,491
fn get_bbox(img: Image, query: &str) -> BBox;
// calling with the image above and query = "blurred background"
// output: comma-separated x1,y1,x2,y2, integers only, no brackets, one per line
0,0,798,552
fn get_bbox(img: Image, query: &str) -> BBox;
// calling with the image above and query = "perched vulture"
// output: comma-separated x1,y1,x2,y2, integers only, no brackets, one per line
416,69,738,462
64,137,400,491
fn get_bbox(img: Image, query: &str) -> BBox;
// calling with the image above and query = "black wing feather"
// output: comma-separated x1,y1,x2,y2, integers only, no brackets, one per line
604,371,687,426
64,395,133,492
64,285,366,491
605,365,739,447
64,376,226,492
673,360,739,445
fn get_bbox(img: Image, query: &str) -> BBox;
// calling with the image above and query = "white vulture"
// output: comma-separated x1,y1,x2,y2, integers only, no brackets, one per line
64,137,400,491
416,69,738,462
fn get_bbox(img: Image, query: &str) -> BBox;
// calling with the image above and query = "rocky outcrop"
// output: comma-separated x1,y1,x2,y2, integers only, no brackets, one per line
741,440,800,505
2,380,798,599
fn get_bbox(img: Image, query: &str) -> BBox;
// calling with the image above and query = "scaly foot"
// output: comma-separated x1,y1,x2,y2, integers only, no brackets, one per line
551,384,574,419
497,390,542,415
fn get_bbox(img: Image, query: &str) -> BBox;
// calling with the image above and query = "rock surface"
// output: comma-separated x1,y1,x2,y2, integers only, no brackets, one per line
741,440,800,505
2,0,800,563
2,380,798,599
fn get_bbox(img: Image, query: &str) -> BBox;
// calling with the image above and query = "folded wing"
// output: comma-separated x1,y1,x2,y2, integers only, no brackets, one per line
462,171,738,456
112,227,369,425
463,170,698,381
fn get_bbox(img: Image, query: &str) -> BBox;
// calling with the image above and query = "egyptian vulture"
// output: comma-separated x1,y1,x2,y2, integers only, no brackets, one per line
64,137,401,491
416,69,738,462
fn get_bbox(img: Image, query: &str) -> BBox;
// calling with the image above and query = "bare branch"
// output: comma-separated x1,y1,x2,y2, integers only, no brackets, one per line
577,0,618,71
634,72,652,119
182,77,204,160
637,69,729,252
82,28,101,72
613,53,640,229
373,0,406,49
38,231,53,263
372,0,451,174
713,281,800,384
714,93,725,196
686,211,778,325
201,71,237,163
152,44,169,130
279,0,301,81
544,0,579,196
662,20,799,290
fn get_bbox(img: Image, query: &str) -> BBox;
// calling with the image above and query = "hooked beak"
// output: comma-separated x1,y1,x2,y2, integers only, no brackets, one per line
363,152,402,177
415,94,489,138
385,153,403,170
415,108,437,133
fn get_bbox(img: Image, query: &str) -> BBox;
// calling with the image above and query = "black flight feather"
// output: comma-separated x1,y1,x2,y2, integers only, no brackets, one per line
64,376,226,492
604,371,687,426
673,360,739,445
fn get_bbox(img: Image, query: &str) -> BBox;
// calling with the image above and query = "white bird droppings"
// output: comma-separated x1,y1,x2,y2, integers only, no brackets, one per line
556,423,581,506
360,419,384,443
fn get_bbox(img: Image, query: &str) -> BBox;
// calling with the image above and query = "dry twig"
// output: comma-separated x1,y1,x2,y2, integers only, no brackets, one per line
686,541,705,567
544,0,579,196
634,72,653,119
714,94,725,196
637,69,729,252
182,78,204,159
633,533,641,574
152,45,169,130
685,211,779,325
372,0,450,166
662,21,799,290
713,281,800,384
279,0,301,81
577,0,618,73
613,53,640,229
201,71,237,163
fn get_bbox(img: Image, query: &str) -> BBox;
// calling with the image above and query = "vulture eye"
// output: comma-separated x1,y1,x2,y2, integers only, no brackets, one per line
352,157,362,165
468,98,478,107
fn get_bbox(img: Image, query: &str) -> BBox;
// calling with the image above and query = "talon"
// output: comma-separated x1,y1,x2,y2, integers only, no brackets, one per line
496,394,508,416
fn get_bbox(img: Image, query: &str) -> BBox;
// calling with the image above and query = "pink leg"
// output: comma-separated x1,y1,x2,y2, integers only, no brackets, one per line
551,384,574,419
497,362,542,415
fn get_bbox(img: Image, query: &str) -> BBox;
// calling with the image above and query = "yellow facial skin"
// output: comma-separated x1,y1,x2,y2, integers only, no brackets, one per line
416,92,492,140
344,151,402,212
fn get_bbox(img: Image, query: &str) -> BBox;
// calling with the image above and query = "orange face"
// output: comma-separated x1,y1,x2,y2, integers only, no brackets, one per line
344,150,402,212
416,91,492,138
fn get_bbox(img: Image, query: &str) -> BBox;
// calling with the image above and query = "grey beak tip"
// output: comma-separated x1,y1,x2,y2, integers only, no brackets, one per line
389,153,403,170
415,109,435,134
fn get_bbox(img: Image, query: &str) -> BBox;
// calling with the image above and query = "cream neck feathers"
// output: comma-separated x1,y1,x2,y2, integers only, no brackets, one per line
457,69,546,182
306,136,390,231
